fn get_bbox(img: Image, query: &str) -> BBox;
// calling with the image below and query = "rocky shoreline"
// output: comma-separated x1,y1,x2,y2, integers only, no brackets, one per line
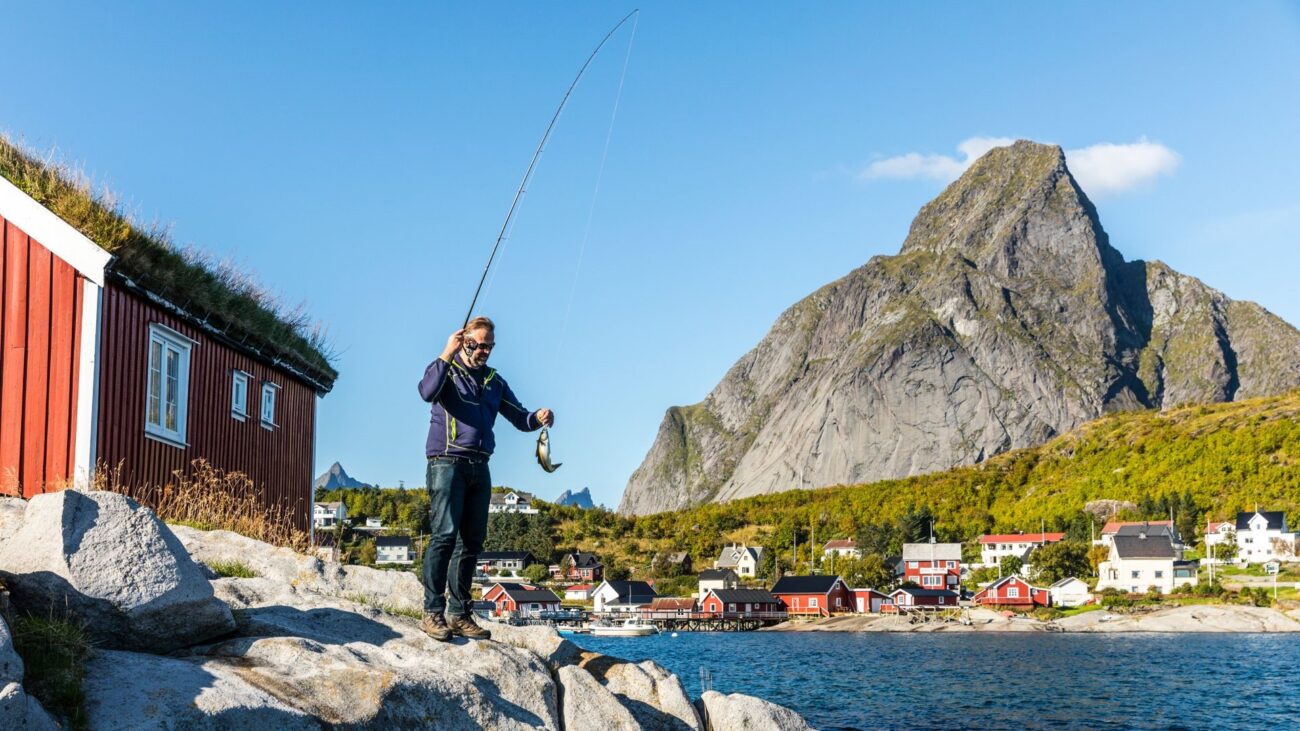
763,605,1300,634
0,491,812,730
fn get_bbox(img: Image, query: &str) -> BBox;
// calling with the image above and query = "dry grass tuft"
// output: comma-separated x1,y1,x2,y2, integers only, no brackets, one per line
93,459,310,553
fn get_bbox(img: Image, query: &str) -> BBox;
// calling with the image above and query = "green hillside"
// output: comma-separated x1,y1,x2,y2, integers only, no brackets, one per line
553,390,1300,573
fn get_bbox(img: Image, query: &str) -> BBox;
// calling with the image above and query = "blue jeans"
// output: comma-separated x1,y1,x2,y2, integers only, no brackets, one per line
421,457,492,616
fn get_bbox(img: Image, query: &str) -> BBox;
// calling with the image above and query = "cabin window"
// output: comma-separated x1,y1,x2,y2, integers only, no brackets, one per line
145,324,194,447
231,370,251,420
1154,570,1163,579
946,561,955,568
1131,571,1141,579
1007,587,1020,598
261,381,281,429
809,598,819,608
728,603,736,612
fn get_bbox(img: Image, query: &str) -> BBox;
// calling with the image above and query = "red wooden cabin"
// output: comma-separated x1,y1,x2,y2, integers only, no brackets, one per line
700,588,785,619
972,576,1051,608
0,144,334,532
851,588,890,613
887,587,959,611
770,575,852,617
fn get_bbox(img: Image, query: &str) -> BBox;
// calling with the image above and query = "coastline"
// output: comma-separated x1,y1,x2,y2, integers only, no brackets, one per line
760,604,1300,633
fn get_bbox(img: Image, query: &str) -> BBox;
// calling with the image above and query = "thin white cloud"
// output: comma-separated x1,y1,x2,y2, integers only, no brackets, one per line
860,137,1180,196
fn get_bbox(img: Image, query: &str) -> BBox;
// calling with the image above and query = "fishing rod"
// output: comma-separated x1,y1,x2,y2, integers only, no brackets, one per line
460,9,640,331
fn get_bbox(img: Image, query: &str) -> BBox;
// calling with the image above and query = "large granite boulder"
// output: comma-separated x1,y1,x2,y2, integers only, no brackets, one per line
696,691,816,731
0,682,61,731
0,496,25,544
0,490,235,652
557,665,640,731
581,655,703,730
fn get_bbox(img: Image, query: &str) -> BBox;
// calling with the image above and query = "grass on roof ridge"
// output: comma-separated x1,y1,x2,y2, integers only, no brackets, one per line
0,136,337,385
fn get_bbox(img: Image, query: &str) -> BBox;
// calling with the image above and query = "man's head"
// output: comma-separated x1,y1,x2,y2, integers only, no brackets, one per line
461,316,495,368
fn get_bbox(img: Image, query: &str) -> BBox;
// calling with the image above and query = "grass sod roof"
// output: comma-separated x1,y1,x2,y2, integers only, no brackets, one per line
0,137,337,391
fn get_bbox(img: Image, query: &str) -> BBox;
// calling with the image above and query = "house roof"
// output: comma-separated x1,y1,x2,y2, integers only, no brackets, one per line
601,580,658,604
479,551,533,561
715,545,761,566
374,536,410,548
979,576,1045,592
893,587,959,598
665,552,690,563
771,575,843,595
901,543,962,561
1112,534,1176,559
1114,523,1176,539
1205,521,1233,533
0,138,337,392
1101,520,1171,535
978,533,1065,544
316,502,342,510
1236,511,1287,531
487,582,537,593
502,588,562,603
566,552,603,568
850,588,889,597
1050,577,1088,589
649,597,696,611
490,490,535,505
564,584,594,592
698,568,738,581
708,588,780,604
823,539,857,550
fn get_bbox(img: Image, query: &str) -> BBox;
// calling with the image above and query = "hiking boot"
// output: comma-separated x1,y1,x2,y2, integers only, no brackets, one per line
447,614,491,640
420,613,452,642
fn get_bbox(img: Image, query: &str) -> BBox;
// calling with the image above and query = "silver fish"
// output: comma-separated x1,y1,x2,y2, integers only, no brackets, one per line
535,428,562,473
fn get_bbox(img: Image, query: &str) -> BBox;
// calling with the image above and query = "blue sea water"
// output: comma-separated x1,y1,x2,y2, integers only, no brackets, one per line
574,631,1300,730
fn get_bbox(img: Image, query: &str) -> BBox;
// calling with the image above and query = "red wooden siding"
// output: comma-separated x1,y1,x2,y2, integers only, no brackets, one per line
95,281,315,531
0,217,83,497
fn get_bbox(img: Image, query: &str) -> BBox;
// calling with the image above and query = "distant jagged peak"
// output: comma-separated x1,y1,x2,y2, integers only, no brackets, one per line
314,462,371,490
555,487,595,509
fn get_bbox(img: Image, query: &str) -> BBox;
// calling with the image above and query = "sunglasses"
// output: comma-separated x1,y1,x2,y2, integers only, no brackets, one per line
464,339,496,353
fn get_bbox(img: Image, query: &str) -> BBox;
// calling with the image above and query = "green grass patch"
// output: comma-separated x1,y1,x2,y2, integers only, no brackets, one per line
1058,604,1104,617
342,593,423,619
206,559,259,579
11,614,92,731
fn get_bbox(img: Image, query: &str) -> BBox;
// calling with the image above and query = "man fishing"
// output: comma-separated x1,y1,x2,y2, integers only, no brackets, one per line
417,316,554,641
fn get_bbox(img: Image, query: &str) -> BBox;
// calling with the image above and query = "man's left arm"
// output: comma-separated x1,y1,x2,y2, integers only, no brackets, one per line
499,381,552,432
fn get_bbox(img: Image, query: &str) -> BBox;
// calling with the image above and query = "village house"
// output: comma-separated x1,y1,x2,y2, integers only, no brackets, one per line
658,551,692,574
477,551,535,575
850,588,891,614
354,516,384,532
700,588,784,619
0,141,335,531
1202,520,1236,563
1096,530,1198,594
822,539,861,559
714,544,764,578
1049,577,1093,608
697,568,740,602
483,582,561,618
591,580,658,613
1097,520,1180,548
1210,510,1297,564
770,575,852,617
563,584,595,602
488,490,539,514
972,576,1051,608
313,502,346,530
978,532,1065,568
888,587,959,610
641,597,697,619
374,536,414,565
901,542,962,591
483,581,536,605
552,552,604,582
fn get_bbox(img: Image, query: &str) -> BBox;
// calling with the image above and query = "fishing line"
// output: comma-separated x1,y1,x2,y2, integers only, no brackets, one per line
460,9,641,331
553,11,639,368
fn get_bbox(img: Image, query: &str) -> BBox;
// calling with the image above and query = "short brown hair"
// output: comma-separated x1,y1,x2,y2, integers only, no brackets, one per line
465,316,495,334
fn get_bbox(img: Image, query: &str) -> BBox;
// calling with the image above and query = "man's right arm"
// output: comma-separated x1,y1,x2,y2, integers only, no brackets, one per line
419,330,466,402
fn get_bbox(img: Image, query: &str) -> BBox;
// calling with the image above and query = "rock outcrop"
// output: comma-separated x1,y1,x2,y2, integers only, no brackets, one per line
0,490,235,652
621,140,1300,515
697,691,815,731
0,492,810,730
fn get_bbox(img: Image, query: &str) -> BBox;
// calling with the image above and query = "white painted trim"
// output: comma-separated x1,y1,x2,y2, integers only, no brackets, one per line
73,282,103,485
145,323,193,445
0,175,111,285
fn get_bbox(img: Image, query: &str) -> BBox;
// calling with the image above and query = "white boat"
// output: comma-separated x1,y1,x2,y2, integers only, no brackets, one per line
589,618,659,637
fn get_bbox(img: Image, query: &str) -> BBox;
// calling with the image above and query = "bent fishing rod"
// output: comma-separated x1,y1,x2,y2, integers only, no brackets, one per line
460,9,639,332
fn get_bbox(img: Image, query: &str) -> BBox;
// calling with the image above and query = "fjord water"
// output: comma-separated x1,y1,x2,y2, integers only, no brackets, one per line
577,632,1300,730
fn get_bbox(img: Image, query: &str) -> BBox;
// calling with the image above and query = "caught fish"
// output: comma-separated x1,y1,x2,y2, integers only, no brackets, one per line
536,428,562,473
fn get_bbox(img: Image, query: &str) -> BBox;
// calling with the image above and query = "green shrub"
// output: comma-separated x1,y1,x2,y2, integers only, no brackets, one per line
206,559,258,579
12,614,91,731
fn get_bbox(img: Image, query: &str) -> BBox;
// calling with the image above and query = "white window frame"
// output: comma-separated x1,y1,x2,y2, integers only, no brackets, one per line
260,381,281,430
145,324,194,448
809,597,819,608
1007,587,1020,598
231,370,251,421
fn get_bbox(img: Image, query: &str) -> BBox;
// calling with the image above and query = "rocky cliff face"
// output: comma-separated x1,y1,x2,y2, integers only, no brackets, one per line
620,141,1300,515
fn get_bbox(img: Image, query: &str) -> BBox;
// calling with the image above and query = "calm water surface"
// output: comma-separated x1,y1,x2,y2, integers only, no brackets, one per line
575,631,1300,730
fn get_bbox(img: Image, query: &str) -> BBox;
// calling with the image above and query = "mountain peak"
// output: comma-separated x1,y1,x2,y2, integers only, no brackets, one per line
314,462,371,490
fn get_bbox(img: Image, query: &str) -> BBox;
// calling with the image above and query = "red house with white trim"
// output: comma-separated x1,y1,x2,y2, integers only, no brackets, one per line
770,575,852,617
851,588,890,613
902,542,962,590
887,587,959,610
700,589,784,619
483,582,561,618
0,141,334,531
972,576,1051,608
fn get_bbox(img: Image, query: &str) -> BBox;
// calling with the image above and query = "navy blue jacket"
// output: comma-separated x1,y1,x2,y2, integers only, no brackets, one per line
418,355,540,460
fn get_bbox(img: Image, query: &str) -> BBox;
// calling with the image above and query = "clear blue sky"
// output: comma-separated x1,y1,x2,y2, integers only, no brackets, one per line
5,3,1299,508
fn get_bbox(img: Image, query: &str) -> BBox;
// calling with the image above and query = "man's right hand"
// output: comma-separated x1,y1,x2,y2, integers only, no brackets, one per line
441,329,465,361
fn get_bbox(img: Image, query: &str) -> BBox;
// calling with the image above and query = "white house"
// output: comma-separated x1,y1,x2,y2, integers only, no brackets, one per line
1097,521,1180,548
313,502,346,530
375,536,414,565
1049,577,1093,607
822,539,861,559
714,545,764,578
697,568,740,602
489,490,539,515
1202,520,1236,564
591,580,658,613
978,532,1065,568
1096,531,1197,595
1229,510,1296,564
564,584,595,601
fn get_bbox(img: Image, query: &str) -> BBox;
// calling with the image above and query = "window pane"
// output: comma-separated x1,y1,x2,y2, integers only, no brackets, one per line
165,347,180,431
148,341,163,425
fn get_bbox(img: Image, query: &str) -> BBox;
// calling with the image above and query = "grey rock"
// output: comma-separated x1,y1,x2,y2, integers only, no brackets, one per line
557,665,641,731
0,490,235,652
0,497,25,545
696,691,815,731
0,614,21,686
0,682,61,731
597,658,703,730
621,141,1300,515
